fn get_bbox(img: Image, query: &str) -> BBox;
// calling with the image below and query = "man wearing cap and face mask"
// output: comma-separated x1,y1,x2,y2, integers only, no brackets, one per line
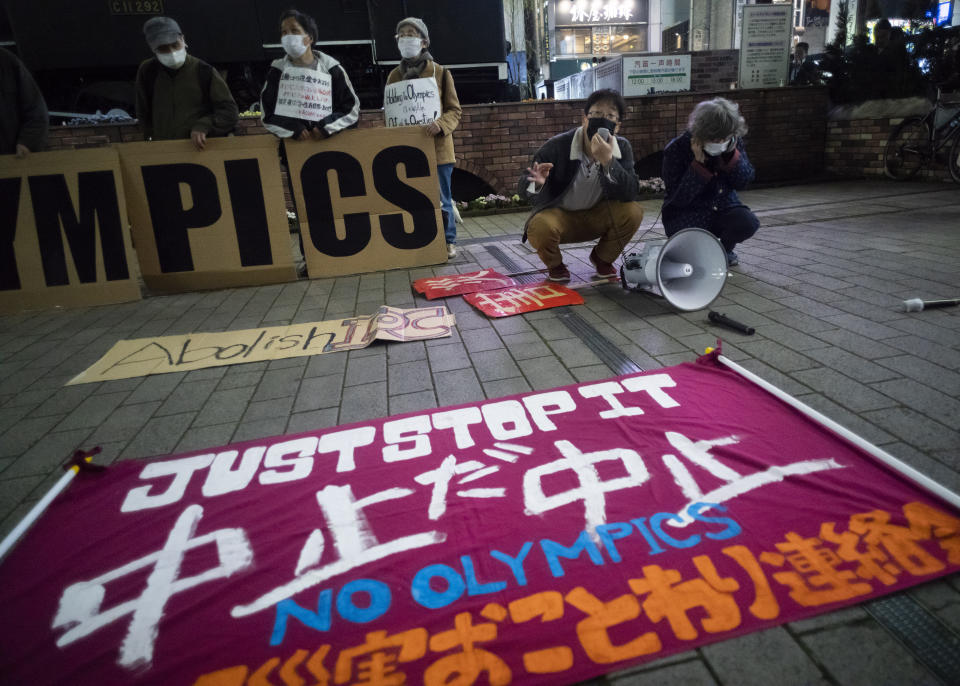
385,17,462,258
135,16,238,150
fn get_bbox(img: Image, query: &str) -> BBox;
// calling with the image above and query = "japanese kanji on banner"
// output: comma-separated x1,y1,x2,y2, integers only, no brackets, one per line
464,282,584,317
413,269,518,300
2,355,959,685
274,66,333,121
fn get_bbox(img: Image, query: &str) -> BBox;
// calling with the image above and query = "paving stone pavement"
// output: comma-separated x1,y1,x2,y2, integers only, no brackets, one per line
1,179,959,684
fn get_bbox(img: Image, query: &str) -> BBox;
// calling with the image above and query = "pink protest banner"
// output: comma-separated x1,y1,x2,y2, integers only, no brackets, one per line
1,356,959,686
464,282,584,317
413,269,518,300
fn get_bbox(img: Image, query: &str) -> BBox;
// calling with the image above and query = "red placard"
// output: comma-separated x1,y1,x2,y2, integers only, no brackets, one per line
463,282,584,317
413,269,519,299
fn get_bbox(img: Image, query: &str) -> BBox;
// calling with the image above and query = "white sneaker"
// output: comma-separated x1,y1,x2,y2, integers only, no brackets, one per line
446,244,457,258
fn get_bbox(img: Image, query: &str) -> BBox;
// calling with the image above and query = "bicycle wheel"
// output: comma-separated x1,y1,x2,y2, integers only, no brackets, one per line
883,116,929,180
949,129,960,184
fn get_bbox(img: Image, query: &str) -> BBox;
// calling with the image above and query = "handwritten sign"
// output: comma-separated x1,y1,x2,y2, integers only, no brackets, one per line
413,269,518,299
67,305,456,384
464,282,584,317
275,66,333,121
2,358,958,684
384,77,443,127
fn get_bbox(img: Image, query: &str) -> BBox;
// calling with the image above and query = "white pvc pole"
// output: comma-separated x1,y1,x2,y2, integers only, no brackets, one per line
714,353,960,510
0,465,81,562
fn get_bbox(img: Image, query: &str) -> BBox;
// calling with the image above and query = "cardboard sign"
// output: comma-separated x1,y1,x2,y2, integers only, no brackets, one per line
283,126,447,279
0,148,141,314
464,282,584,317
275,67,333,122
384,77,443,127
413,269,518,299
2,358,959,685
68,305,456,384
115,136,296,292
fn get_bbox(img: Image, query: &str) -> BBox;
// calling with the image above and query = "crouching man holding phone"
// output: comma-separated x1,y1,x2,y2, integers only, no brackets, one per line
518,89,643,282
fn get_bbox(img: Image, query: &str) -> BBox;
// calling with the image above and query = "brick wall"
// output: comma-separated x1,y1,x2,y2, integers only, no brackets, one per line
47,122,143,149
46,86,831,198
825,117,955,182
447,86,829,194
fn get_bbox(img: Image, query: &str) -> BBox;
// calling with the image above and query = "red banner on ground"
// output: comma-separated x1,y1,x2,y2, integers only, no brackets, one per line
464,282,584,317
1,357,958,685
413,270,518,299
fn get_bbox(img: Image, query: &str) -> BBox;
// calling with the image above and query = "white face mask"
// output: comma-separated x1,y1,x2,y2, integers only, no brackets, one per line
282,34,309,59
704,137,733,156
156,48,186,70
397,36,423,59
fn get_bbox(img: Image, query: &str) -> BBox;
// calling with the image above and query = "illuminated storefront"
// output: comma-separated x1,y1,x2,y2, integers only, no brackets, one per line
551,0,650,61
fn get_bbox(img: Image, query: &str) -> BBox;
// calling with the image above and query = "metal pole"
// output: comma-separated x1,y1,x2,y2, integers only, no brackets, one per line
0,465,81,562
714,353,960,510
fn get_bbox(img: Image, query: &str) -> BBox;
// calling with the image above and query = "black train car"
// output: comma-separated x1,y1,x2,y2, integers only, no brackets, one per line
1,0,509,115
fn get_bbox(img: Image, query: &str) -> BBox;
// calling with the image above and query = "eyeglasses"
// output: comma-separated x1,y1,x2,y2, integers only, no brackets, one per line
587,110,619,122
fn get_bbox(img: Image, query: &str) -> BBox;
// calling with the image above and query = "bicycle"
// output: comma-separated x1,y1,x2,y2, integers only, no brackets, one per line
883,88,960,183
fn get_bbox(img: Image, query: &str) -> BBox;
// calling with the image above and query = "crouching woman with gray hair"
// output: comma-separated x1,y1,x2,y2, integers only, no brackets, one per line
661,97,758,266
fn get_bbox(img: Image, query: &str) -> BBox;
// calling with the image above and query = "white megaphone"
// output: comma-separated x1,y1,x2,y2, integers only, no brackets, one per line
620,227,728,311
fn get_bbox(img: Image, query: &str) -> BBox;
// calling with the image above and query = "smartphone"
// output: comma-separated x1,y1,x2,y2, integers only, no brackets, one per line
597,127,611,141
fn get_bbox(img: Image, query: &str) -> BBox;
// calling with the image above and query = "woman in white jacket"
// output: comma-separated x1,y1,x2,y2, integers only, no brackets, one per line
260,8,360,140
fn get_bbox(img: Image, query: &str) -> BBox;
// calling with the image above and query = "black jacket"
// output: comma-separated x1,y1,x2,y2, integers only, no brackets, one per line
0,47,48,154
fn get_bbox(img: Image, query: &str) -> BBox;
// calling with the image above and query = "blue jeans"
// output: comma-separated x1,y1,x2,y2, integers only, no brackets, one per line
437,162,456,245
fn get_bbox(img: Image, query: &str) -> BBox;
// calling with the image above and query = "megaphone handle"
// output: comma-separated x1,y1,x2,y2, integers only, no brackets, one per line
709,311,755,335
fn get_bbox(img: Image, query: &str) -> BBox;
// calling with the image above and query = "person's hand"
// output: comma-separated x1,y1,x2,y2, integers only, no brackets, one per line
15,144,30,158
525,161,553,186
309,127,325,140
191,130,207,151
297,129,311,141
691,138,706,165
590,132,614,167
424,121,442,136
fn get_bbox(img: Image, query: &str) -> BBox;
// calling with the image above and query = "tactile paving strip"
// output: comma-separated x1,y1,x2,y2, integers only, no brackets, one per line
865,593,960,685
485,244,546,284
486,244,643,375
554,309,644,376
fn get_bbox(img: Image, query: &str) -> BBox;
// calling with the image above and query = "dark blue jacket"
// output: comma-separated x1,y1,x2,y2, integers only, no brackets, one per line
661,131,755,235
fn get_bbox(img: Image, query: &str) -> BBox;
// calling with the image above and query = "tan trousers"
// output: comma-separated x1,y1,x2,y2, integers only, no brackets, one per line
526,201,644,268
